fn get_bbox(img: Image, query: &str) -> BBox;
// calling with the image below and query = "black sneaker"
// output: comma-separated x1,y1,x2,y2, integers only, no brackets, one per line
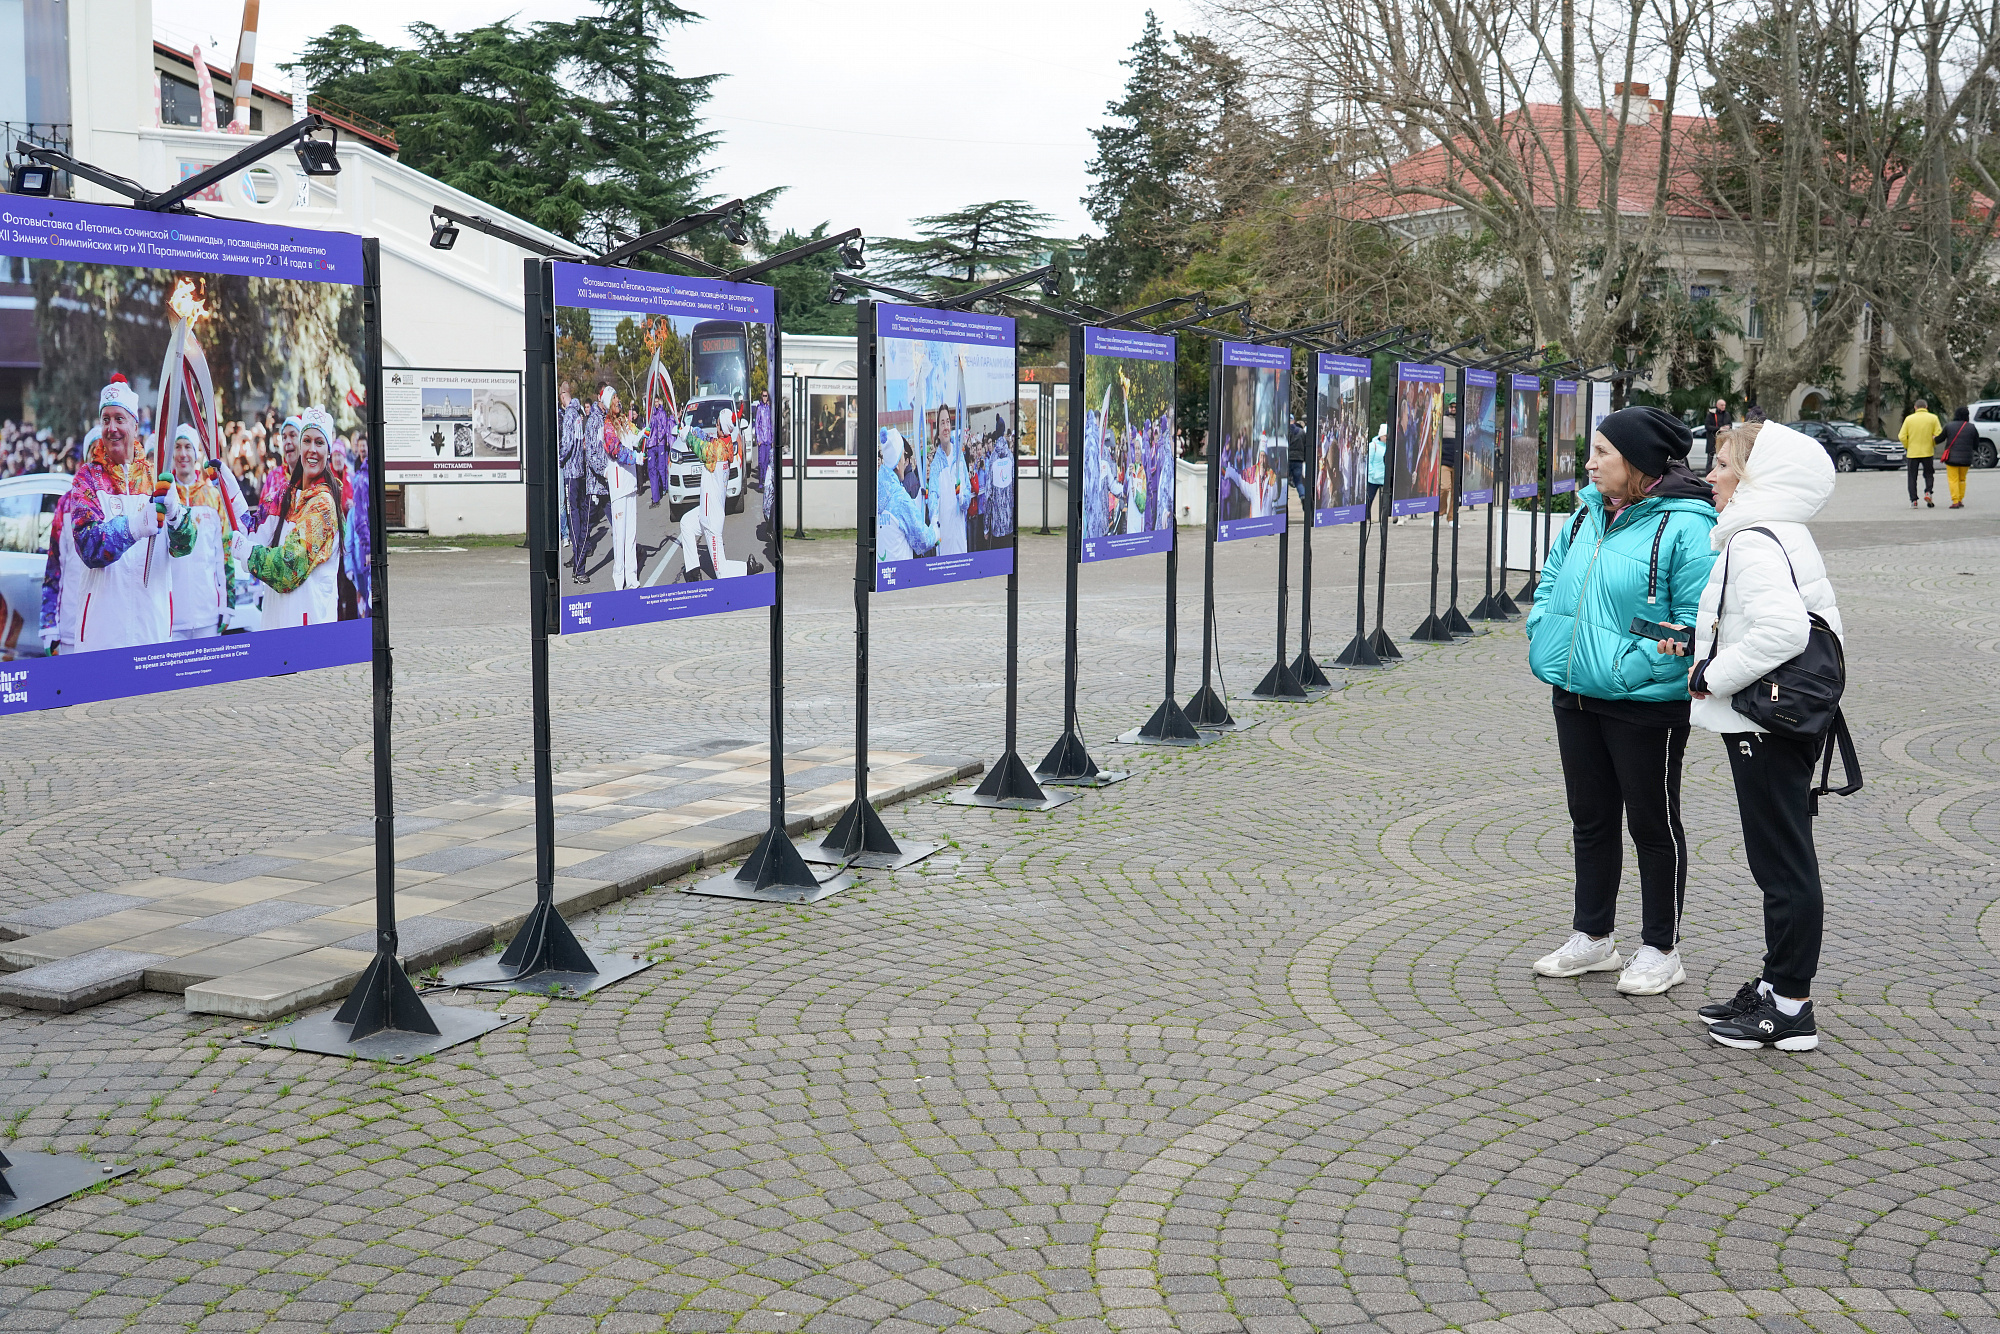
1697,980,1764,1026
1708,997,1818,1051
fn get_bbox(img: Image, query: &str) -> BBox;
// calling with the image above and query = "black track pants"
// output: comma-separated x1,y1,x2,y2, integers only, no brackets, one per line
1722,731,1824,997
1908,456,1935,502
1554,705,1690,952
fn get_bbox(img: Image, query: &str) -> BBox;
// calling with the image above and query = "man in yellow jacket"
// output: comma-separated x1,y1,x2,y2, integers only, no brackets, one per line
1901,399,1942,509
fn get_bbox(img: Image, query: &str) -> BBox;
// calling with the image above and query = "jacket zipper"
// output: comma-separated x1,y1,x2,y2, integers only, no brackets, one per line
1562,518,1611,690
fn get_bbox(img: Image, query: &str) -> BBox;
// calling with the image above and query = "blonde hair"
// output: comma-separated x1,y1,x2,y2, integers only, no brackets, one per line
1719,421,1763,475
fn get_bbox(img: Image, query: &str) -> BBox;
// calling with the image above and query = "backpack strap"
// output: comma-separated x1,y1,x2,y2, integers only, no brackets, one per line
1568,505,1591,545
1811,709,1863,815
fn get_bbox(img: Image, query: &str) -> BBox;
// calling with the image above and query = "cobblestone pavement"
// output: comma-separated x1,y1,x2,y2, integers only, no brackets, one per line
4,472,2000,1333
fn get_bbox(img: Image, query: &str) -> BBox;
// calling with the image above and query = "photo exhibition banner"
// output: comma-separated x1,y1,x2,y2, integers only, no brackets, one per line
1391,362,1445,517
382,368,522,483
1589,380,1613,442
0,197,371,716
1552,380,1579,494
1459,368,1499,506
548,263,779,634
1313,354,1371,526
1509,373,1543,500
1215,341,1290,542
1080,326,1175,562
874,304,1017,592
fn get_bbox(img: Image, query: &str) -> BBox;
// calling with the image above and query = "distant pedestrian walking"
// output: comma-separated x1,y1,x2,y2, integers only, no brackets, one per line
1705,399,1731,470
1900,399,1941,508
1940,406,1979,509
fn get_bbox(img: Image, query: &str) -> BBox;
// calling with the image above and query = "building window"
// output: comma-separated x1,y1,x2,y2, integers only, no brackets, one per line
159,71,262,131
1690,284,1711,300
1745,294,1763,341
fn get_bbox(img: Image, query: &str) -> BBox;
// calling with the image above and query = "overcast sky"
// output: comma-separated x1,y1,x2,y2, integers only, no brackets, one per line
152,0,1202,241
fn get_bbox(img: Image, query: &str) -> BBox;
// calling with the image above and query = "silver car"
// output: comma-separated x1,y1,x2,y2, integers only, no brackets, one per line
0,472,65,658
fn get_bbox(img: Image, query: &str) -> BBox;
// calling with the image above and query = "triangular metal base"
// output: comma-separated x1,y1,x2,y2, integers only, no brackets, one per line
332,947,440,1041
1444,606,1477,635
1291,651,1336,689
818,792,903,860
1250,658,1312,700
1036,729,1100,782
1516,574,1538,601
1408,613,1456,643
974,748,1049,803
1331,633,1382,668
1136,694,1203,741
499,897,595,975
442,897,656,998
1497,589,1521,615
1368,628,1404,660
1183,683,1237,729
1470,593,1514,621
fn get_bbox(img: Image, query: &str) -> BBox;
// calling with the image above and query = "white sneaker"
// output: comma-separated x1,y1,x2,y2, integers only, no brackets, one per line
1616,945,1687,995
1532,931,1622,977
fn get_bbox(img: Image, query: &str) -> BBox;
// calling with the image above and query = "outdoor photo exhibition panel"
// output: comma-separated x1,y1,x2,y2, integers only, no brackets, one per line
548,263,779,633
1552,379,1579,495
1313,354,1371,526
0,197,374,716
873,304,1018,592
1080,326,1175,562
1460,368,1499,506
803,377,858,477
1215,341,1290,542
1589,380,1613,441
1391,362,1445,517
381,368,522,484
1509,373,1543,499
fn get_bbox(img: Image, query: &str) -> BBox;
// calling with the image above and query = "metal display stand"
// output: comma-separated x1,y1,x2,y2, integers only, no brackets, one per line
1289,381,1334,689
254,242,518,1058
0,1147,136,1222
1038,323,1127,785
1185,339,1253,728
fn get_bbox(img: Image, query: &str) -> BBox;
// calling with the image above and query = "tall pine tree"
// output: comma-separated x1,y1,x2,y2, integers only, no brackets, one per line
873,201,1056,297
1081,12,1188,309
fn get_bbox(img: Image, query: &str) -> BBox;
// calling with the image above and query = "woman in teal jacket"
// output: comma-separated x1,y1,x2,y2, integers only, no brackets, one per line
1524,406,1717,997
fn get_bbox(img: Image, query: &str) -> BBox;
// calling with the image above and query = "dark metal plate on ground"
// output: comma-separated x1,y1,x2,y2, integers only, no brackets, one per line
441,952,654,998
681,867,858,902
798,838,945,872
246,1006,520,1062
941,788,1084,811
1037,770,1131,787
0,1153,136,1221
1112,728,1227,748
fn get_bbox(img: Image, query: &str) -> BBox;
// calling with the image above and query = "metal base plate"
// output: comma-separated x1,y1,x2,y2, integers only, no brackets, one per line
1114,727,1227,748
797,837,945,871
682,865,858,903
1037,769,1131,788
1250,685,1330,700
942,787,1084,811
1191,717,1259,732
0,1153,135,1221
441,951,655,998
247,1005,521,1063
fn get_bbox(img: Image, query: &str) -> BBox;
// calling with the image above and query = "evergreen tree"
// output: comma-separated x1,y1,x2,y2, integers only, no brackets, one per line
873,201,1056,298
764,224,856,337
1082,12,1185,309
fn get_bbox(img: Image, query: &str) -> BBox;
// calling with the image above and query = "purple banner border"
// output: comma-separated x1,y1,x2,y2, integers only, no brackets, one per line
1221,341,1290,370
0,197,363,284
877,303,1014,347
1083,327,1175,361
878,546,1014,592
1393,495,1441,518
1082,529,1173,562
559,573,776,634
1463,487,1496,506
1219,513,1286,542
551,262,774,322
0,620,371,717
1317,354,1372,378
1314,504,1366,527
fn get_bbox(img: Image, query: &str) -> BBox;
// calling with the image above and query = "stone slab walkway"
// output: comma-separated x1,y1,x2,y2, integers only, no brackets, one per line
0,745,975,1018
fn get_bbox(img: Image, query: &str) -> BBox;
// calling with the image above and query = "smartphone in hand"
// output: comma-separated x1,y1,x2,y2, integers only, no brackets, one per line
1630,615,1693,648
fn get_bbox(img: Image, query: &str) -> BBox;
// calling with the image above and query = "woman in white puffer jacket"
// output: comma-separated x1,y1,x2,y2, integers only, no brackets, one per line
1660,419,1839,1053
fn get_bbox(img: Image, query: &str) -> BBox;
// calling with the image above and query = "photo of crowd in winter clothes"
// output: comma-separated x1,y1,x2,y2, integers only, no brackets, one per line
0,256,371,673
1079,327,1174,561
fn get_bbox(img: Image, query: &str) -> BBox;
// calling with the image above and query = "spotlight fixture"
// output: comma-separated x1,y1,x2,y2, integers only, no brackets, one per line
839,236,866,270
1038,269,1059,297
721,212,749,247
8,159,54,196
428,214,460,251
827,275,847,305
294,128,341,177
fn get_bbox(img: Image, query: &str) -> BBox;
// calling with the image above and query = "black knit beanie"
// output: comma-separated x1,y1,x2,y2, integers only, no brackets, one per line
1596,406,1691,479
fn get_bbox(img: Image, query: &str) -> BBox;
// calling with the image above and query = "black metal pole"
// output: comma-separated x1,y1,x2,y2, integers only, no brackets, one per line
791,375,809,541
1409,503,1453,641
1185,340,1237,724
333,239,437,1041
1038,382,1052,536
1445,477,1473,634
822,301,901,857
1495,377,1522,617
1039,327,1102,778
1292,373,1331,687
1368,406,1402,660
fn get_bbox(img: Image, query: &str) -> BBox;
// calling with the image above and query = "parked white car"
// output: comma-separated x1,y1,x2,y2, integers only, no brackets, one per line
1958,402,2000,467
0,472,65,658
